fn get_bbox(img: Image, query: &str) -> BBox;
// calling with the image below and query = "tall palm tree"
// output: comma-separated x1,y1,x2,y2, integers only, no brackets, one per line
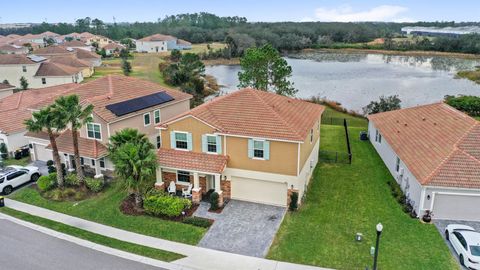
25,106,67,188
109,129,157,208
54,95,94,183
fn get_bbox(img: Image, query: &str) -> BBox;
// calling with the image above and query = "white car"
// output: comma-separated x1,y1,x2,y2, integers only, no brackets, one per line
0,165,40,195
446,224,480,269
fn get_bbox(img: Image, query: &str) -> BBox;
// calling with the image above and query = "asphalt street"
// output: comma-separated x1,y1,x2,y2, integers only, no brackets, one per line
0,219,165,270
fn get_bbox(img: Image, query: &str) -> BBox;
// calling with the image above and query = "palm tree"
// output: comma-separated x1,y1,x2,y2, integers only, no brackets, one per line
109,129,157,208
54,95,94,184
25,106,67,187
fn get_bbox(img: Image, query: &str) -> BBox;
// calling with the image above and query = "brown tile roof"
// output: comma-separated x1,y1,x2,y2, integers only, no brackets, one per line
368,103,480,189
0,44,26,52
138,34,176,42
0,83,15,91
0,54,38,65
62,40,88,47
74,48,101,59
48,56,91,68
33,46,74,56
177,39,192,45
160,89,325,142
46,130,108,159
34,62,82,77
24,131,53,141
158,148,228,174
103,43,125,50
0,84,76,134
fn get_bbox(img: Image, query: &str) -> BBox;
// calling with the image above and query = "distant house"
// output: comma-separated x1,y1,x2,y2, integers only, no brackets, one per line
32,45,102,67
48,56,94,78
0,82,15,99
103,43,125,56
0,44,29,55
74,48,102,67
136,34,191,53
62,40,93,52
79,32,113,48
368,103,480,221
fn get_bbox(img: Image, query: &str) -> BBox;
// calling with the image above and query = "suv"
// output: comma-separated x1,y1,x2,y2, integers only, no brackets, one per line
0,165,40,195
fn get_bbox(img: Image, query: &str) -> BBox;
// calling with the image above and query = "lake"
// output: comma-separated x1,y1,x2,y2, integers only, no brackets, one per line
205,51,480,112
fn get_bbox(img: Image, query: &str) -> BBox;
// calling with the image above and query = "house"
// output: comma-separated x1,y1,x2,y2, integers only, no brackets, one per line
32,46,75,58
62,40,93,52
0,82,15,99
79,32,113,47
176,39,192,50
0,54,83,89
368,103,480,221
32,45,102,67
136,34,192,53
154,89,324,207
0,44,29,54
0,84,77,155
103,43,125,56
27,75,192,178
48,56,94,78
74,48,102,67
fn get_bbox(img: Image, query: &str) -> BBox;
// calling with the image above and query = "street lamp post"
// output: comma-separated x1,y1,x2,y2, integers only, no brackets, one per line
373,223,383,270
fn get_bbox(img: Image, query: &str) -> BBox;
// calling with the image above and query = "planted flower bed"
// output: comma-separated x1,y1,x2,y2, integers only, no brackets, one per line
36,172,105,202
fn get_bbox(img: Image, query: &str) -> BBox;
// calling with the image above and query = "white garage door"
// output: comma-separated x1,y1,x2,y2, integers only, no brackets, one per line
231,177,287,206
433,193,480,221
34,144,52,162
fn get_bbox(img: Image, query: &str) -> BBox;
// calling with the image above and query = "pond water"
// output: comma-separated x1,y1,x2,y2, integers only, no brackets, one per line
205,51,480,112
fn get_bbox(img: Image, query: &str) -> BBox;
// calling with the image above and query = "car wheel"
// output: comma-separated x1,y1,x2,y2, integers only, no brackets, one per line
445,230,449,241
3,186,13,195
31,173,40,182
460,254,465,266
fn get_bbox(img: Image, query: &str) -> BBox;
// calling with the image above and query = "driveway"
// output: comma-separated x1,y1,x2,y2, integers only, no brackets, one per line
29,160,49,176
433,219,480,270
195,200,286,258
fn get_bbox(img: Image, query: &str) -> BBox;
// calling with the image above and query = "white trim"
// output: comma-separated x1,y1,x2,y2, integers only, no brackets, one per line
297,143,301,176
153,109,161,124
252,139,266,160
86,122,102,140
205,134,219,154
215,132,303,144
157,114,218,130
224,135,227,155
143,112,151,126
176,170,191,185
172,130,189,151
160,165,224,176
429,191,480,212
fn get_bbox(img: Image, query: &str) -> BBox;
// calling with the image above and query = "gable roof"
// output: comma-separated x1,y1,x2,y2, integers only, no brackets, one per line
46,129,108,159
0,82,15,91
34,62,82,77
62,40,88,47
74,48,101,59
48,55,91,68
33,46,74,56
103,43,125,50
0,54,38,65
368,103,480,189
160,89,325,142
138,34,177,42
158,148,228,174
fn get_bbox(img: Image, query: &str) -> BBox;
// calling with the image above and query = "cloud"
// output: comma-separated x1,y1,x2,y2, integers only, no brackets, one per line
312,4,409,22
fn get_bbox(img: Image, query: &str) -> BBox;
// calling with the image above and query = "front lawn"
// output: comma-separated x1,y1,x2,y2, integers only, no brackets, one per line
9,180,206,245
2,156,31,166
268,124,458,269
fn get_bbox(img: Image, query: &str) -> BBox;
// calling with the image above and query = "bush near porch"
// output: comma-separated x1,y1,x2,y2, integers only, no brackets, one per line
268,113,458,269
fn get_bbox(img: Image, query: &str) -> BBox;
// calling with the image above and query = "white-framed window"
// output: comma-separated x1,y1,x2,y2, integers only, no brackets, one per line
253,140,265,159
91,159,96,166
22,66,26,72
41,78,46,85
395,157,400,172
154,110,161,124
378,133,382,143
310,128,314,143
177,170,190,183
143,113,151,126
87,123,101,140
207,135,217,153
80,157,84,165
99,158,105,169
174,132,188,150
156,135,161,149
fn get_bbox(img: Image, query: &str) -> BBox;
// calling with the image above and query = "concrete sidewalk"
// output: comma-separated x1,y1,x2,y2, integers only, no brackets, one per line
4,198,331,270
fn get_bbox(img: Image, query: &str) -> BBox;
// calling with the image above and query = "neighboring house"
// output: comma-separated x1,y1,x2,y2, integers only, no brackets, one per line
32,45,102,67
155,89,324,207
61,40,93,52
48,56,94,78
0,84,76,155
0,82,15,99
136,34,192,53
74,48,102,67
27,75,192,178
32,46,75,58
0,44,29,54
176,39,192,50
79,32,113,47
103,43,125,56
368,103,480,221
34,61,84,85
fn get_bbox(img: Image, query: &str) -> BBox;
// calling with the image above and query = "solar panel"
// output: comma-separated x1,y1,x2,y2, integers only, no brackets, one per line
27,55,47,63
106,91,174,117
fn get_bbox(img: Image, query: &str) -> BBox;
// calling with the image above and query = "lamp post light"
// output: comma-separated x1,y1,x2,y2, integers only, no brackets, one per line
373,223,383,270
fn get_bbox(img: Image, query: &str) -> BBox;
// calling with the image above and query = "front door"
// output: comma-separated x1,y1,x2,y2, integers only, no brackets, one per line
155,46,159,52
206,175,215,191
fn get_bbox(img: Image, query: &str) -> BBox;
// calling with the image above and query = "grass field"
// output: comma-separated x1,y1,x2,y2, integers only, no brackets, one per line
9,180,206,245
0,207,184,262
268,115,458,269
2,156,31,166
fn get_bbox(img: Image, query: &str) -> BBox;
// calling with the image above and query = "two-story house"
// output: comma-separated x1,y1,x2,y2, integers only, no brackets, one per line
136,34,191,53
155,89,324,207
26,75,192,178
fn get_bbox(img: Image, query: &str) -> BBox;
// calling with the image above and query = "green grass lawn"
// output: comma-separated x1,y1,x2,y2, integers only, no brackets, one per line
268,124,458,270
2,156,31,166
9,181,206,245
0,207,184,262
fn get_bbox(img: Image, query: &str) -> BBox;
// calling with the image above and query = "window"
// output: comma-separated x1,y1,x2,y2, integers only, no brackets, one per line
207,135,217,153
154,110,161,124
7,171,26,180
42,78,46,85
144,113,151,126
177,170,190,183
80,157,84,165
87,123,101,140
375,130,382,143
395,157,401,172
375,130,379,142
156,135,161,149
310,128,314,143
253,140,265,159
175,132,188,149
91,159,96,166
22,66,26,72
99,158,105,168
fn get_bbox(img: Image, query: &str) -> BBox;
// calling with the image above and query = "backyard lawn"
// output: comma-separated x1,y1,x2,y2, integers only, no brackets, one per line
268,113,458,269
8,180,206,245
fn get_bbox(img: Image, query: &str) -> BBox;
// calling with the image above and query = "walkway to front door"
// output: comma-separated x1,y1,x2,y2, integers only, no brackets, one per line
194,200,286,258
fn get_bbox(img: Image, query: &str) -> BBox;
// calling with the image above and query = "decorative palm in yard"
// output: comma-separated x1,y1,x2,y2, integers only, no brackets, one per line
108,129,158,208
54,95,94,184
24,106,67,187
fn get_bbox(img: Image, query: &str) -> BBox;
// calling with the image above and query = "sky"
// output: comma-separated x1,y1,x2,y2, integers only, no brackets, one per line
1,0,479,23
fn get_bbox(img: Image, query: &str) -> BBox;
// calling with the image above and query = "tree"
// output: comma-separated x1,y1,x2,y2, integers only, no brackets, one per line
2,79,9,85
53,95,94,184
19,76,28,90
24,106,67,187
121,58,132,76
363,95,402,115
445,95,480,117
238,44,297,96
108,129,157,208
170,49,182,62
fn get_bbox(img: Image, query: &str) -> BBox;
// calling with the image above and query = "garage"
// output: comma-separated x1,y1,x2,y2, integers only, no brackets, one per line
433,193,480,221
33,143,52,162
231,176,287,206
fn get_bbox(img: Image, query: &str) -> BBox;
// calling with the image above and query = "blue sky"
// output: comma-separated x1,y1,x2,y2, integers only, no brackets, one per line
1,0,479,23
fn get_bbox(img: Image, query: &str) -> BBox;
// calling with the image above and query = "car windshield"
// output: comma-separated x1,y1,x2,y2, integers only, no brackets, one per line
471,245,480,256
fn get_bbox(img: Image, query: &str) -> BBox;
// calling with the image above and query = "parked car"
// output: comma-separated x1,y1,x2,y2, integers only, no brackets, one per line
0,165,40,195
446,224,480,269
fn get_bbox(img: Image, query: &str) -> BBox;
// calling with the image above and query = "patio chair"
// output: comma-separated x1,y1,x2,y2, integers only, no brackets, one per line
167,181,176,195
182,184,193,198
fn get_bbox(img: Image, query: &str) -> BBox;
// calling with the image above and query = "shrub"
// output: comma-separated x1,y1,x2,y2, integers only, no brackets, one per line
289,191,299,211
209,192,219,210
445,95,480,117
37,175,55,192
85,177,104,193
144,194,191,217
46,160,54,167
182,216,212,228
65,173,80,187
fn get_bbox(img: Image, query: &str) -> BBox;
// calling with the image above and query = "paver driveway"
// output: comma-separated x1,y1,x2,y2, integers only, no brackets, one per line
195,200,286,258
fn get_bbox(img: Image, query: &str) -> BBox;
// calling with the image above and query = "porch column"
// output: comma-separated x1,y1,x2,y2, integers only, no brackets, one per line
65,155,74,172
192,172,202,204
214,174,224,207
93,159,103,179
154,167,165,189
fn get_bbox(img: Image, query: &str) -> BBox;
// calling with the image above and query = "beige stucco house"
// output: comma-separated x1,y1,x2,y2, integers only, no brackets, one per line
155,89,324,207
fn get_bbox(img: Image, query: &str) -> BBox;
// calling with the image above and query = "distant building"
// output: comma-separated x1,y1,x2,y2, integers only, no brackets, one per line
401,26,480,37
0,44,29,54
136,34,192,53
103,42,125,56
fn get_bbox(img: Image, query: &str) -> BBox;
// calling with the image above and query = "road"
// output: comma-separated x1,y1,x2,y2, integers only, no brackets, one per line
0,219,165,270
